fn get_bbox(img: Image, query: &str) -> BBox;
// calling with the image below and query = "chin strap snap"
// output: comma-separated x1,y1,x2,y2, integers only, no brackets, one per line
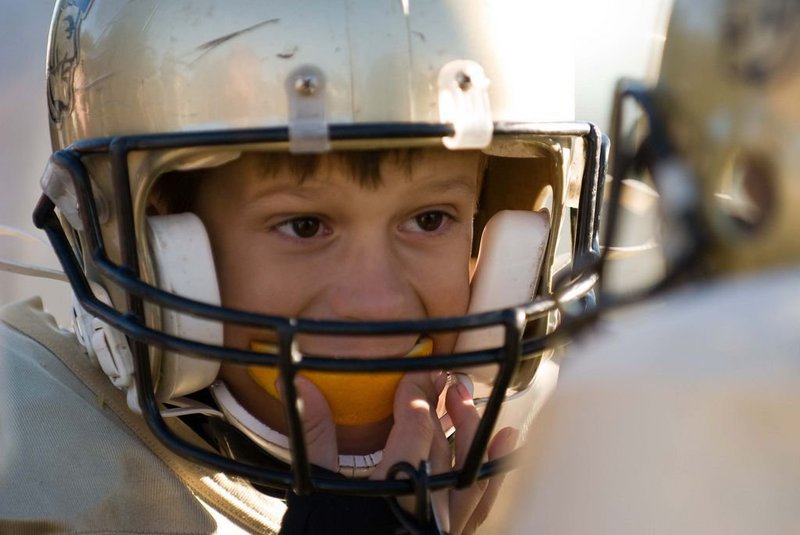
71,283,140,413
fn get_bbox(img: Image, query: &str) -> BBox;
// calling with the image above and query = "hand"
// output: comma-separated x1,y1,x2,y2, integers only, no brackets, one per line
295,372,518,535
373,372,517,534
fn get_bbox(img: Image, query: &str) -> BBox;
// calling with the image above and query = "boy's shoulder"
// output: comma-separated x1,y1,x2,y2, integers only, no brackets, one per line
0,298,284,534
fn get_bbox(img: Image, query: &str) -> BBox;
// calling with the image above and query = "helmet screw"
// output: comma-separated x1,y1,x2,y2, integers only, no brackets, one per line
455,71,472,91
294,73,319,95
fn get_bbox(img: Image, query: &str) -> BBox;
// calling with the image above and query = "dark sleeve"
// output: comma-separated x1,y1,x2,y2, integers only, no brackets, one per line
281,491,403,535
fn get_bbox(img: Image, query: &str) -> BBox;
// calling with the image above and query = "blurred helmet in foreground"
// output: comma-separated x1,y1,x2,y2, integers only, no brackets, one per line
608,0,800,289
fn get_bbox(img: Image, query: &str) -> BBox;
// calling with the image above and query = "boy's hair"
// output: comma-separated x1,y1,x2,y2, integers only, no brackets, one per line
152,149,486,215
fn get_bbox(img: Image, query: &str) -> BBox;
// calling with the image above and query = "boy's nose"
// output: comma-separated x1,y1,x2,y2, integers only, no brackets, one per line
327,235,416,322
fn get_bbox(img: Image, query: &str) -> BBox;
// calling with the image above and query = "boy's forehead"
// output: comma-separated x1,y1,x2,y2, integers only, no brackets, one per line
217,148,482,187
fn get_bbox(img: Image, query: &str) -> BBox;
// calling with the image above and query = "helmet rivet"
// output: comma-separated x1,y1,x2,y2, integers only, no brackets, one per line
455,71,472,91
294,73,319,95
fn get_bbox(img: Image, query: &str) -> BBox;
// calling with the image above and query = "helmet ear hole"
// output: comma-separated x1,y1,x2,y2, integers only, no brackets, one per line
714,151,775,238
147,213,222,400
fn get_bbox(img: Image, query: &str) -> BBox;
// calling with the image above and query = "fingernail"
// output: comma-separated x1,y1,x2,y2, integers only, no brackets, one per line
502,428,520,452
455,373,473,398
433,371,448,397
456,381,471,401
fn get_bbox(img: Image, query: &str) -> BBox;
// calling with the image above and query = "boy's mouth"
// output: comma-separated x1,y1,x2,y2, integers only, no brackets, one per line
247,337,433,426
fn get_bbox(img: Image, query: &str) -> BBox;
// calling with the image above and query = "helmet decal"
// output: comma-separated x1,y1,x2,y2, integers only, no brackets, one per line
47,0,94,124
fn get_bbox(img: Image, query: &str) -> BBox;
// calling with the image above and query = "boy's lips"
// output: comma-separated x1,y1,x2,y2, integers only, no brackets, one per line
247,337,433,426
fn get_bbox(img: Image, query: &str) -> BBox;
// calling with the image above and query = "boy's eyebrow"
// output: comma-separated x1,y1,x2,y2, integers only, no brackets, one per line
416,174,479,195
245,173,478,203
244,172,340,195
244,182,326,204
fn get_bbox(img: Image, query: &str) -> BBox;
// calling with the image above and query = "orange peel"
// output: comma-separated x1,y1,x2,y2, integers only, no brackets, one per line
248,338,433,426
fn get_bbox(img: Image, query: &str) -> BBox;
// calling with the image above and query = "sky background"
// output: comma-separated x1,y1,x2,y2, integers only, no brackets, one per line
0,1,70,325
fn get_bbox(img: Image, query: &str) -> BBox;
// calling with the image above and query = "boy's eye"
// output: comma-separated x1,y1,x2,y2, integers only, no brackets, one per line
276,216,324,239
409,211,450,233
292,217,321,238
415,212,444,232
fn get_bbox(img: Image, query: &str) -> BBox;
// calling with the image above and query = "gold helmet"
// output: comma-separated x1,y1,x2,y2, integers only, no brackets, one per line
609,0,800,286
37,0,606,523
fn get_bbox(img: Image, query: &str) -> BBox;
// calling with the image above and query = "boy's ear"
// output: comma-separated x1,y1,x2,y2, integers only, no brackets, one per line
147,212,222,400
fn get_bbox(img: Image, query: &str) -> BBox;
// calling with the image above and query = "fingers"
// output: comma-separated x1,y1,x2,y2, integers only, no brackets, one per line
429,414,453,534
292,376,339,472
445,376,482,469
372,372,440,519
371,371,437,481
375,371,515,535
463,426,519,533
445,381,521,534
487,425,518,460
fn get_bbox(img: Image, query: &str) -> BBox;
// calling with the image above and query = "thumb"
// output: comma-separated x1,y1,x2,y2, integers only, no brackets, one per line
372,372,437,480
290,376,339,472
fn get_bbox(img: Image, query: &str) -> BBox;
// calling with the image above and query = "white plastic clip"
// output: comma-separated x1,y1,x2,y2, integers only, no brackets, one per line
40,157,83,230
438,60,493,150
71,283,136,400
286,65,330,153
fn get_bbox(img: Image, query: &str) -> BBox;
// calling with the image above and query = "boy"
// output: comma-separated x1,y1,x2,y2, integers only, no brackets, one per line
159,148,511,533
1,0,600,533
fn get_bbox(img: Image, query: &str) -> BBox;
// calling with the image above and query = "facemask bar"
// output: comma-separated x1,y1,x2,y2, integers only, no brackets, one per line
33,122,604,500
599,80,707,305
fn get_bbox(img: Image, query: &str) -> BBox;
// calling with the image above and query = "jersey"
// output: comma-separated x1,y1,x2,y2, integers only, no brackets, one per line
0,297,286,534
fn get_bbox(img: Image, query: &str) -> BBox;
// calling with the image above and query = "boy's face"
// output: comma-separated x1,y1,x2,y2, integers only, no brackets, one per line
194,148,478,354
192,149,479,433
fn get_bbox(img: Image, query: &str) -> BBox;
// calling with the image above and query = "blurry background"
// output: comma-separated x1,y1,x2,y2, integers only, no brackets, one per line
0,1,70,326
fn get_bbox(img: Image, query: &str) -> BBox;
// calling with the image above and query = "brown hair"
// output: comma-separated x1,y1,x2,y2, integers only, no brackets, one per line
151,148,486,214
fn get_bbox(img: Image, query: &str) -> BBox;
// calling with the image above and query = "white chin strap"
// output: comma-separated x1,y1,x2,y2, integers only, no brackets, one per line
210,381,384,478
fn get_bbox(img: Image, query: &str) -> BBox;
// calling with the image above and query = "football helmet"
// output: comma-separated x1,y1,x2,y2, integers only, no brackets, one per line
607,0,800,289
35,0,606,528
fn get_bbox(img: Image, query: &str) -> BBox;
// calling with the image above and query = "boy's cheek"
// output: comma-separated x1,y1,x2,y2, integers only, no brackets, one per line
428,271,471,356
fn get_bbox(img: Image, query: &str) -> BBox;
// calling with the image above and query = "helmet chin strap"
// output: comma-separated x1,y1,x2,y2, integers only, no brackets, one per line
210,380,385,478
